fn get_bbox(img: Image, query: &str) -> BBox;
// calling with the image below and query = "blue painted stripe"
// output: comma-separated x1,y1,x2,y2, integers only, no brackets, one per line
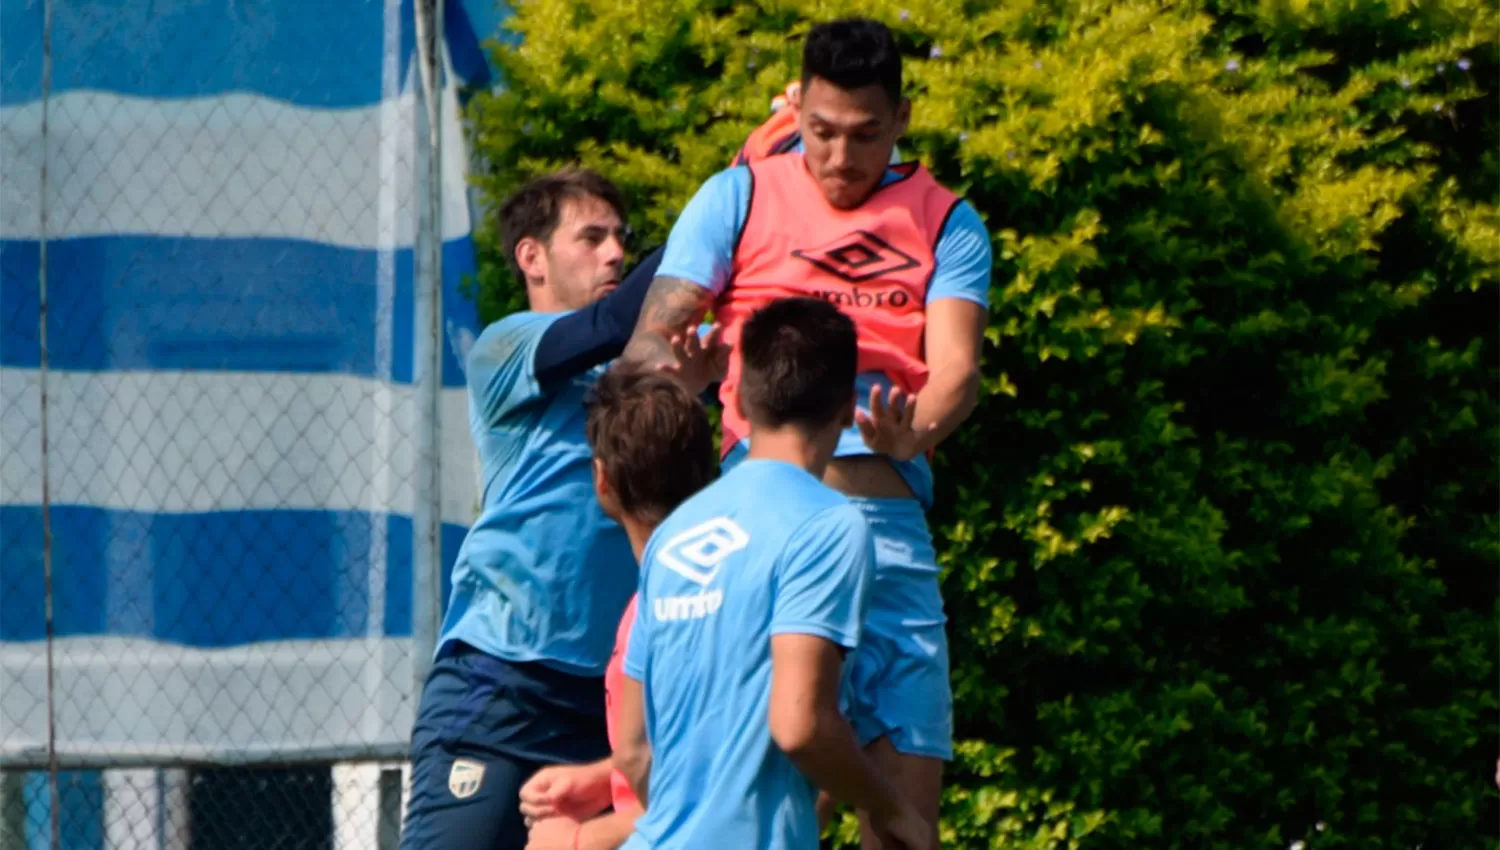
0,235,477,385
446,0,498,89
0,505,463,646
0,0,403,109
22,771,103,850
0,0,502,108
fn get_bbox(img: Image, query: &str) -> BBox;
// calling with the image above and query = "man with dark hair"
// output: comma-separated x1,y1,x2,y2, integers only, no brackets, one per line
621,17,992,845
399,169,716,850
614,298,932,850
497,168,626,299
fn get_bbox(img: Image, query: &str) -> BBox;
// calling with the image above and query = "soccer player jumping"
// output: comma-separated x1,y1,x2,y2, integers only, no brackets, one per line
621,18,992,847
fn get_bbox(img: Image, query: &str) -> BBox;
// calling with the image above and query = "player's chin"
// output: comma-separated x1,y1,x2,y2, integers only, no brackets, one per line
822,181,870,210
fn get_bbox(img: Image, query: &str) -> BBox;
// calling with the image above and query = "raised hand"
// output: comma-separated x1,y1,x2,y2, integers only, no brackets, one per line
658,323,730,396
855,384,936,463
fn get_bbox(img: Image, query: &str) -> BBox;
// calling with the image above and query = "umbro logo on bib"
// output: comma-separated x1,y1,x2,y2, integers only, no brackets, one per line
791,230,920,283
448,759,485,799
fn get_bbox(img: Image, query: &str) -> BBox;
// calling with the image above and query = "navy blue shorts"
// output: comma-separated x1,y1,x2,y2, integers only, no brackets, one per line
398,642,610,850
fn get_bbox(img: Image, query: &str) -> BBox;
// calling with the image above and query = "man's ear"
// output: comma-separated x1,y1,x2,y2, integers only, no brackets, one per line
894,97,912,138
515,236,546,287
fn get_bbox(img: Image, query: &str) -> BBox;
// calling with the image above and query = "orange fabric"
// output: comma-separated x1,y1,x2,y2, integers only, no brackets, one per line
715,154,960,455
603,594,640,811
731,83,802,166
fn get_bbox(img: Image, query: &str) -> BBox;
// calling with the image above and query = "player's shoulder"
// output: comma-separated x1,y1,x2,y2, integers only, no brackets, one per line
944,198,987,233
466,310,556,371
694,164,753,199
779,497,873,572
797,495,866,537
668,167,753,241
655,461,841,538
753,466,860,534
932,199,993,270
734,458,843,499
475,310,555,346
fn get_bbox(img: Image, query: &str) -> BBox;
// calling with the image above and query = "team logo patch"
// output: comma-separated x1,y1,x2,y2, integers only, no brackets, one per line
658,517,749,586
448,759,485,800
791,230,920,283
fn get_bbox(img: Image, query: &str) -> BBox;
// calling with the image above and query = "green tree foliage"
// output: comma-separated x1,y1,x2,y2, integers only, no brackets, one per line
464,0,1499,846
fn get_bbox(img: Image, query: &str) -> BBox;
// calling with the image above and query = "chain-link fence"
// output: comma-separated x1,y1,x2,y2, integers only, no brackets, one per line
1,1,489,847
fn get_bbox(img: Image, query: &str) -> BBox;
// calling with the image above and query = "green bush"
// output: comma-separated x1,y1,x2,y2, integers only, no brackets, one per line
464,0,1499,847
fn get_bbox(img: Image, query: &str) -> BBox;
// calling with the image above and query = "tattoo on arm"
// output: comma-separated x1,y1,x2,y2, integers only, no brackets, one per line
620,276,714,370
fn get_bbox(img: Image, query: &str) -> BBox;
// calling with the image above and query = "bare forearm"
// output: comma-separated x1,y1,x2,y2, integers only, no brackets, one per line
614,675,652,807
574,758,615,796
620,326,676,371
619,276,712,371
778,708,903,821
580,807,642,850
615,749,651,807
912,368,980,453
911,298,987,454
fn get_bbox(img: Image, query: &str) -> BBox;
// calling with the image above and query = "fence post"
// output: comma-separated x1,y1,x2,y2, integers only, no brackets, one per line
411,0,446,698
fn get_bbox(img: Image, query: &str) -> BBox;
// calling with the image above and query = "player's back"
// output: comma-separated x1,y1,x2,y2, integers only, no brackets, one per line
621,459,861,850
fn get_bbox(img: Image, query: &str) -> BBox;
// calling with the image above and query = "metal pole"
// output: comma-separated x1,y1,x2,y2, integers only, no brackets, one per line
410,0,445,696
37,0,60,846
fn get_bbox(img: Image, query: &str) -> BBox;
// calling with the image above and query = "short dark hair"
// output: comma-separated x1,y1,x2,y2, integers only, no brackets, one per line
585,369,717,525
737,298,858,430
801,18,903,106
498,168,627,280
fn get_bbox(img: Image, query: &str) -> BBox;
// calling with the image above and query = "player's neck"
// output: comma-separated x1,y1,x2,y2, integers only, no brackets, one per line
525,277,577,314
617,516,657,563
525,289,566,314
746,426,838,480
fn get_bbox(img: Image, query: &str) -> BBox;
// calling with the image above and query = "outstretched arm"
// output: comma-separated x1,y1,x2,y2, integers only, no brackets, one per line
618,275,716,372
531,245,664,391
858,202,992,461
912,201,992,452
909,297,985,453
619,167,751,372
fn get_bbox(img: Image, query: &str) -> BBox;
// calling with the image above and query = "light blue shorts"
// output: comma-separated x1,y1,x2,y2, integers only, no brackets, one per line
840,496,953,761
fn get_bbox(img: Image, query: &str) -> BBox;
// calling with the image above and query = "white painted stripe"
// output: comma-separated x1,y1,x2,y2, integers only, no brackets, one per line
0,89,472,248
0,637,416,761
362,0,403,751
333,763,386,850
0,368,479,526
104,770,174,850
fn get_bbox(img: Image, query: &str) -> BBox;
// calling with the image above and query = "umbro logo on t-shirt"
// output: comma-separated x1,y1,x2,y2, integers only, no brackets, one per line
652,517,748,623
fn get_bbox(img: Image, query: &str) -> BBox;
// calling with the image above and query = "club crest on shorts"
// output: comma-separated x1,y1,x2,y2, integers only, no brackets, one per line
448,759,485,799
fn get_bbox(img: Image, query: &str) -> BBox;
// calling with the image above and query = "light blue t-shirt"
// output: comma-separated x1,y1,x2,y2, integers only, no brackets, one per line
621,460,875,850
658,156,993,509
437,311,637,677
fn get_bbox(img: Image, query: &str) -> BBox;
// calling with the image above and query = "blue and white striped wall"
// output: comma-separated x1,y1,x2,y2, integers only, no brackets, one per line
0,0,497,846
